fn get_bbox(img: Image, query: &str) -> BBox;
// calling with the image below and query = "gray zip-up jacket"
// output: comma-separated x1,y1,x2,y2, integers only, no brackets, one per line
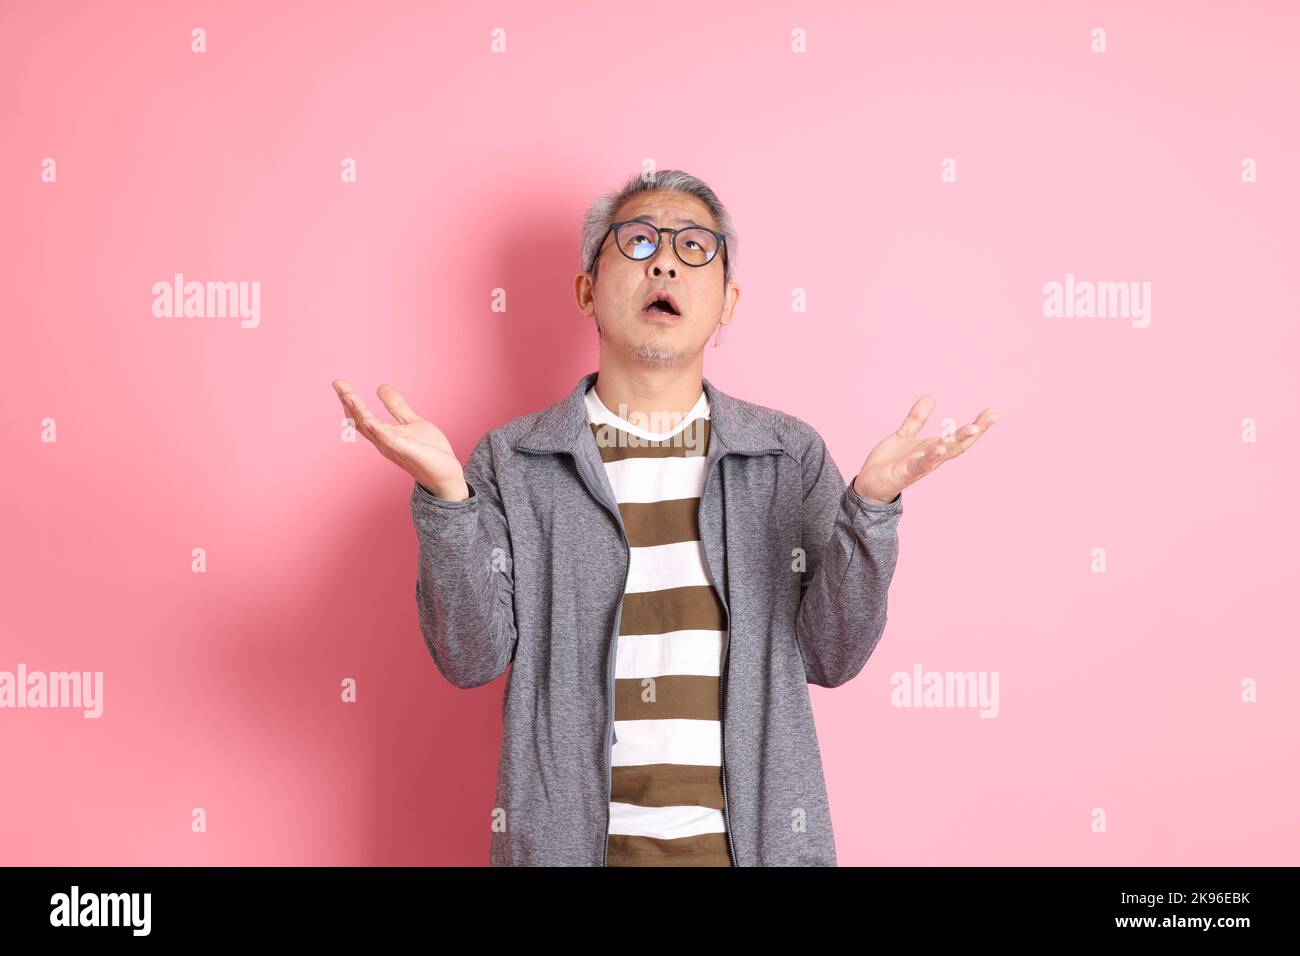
409,370,903,866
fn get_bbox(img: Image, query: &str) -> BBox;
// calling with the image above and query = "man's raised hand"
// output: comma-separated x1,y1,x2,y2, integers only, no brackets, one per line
331,379,470,501
852,396,998,505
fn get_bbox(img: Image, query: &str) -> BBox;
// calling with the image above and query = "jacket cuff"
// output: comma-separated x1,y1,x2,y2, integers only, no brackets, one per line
845,478,903,515
410,479,478,528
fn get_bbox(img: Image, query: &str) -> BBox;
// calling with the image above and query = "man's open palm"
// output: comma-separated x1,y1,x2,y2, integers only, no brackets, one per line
854,396,998,504
331,379,468,500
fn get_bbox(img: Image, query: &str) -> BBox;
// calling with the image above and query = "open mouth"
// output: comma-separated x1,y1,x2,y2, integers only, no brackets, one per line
641,290,682,316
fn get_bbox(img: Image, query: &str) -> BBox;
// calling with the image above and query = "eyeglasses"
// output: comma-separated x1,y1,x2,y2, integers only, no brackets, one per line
598,220,727,269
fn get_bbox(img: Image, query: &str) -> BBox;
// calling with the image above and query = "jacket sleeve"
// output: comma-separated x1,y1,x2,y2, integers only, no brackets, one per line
793,427,903,688
409,431,519,688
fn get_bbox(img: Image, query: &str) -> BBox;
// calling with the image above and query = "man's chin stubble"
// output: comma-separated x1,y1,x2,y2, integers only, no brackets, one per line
598,315,684,369
628,337,681,368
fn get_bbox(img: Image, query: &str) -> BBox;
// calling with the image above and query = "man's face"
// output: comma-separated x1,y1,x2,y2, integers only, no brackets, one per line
575,191,739,368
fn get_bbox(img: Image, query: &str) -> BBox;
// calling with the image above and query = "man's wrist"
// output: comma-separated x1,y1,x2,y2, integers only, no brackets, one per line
852,476,899,506
419,479,471,502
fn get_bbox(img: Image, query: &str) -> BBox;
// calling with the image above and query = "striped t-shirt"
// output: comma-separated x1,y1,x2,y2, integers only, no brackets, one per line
585,384,733,867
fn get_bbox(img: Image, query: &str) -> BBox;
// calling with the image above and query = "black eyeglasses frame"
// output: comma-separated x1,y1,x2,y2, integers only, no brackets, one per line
595,220,729,272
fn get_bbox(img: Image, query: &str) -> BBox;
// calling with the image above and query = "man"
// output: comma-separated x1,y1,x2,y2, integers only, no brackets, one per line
332,169,996,866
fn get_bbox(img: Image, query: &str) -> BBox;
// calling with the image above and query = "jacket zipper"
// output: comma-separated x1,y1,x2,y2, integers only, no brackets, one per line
557,449,630,867
695,445,781,865
601,502,630,868
697,453,738,867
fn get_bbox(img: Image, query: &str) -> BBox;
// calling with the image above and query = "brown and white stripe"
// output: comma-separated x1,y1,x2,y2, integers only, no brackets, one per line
585,385,732,867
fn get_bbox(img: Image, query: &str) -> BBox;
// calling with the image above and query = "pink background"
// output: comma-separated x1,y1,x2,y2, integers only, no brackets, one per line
2,0,1296,865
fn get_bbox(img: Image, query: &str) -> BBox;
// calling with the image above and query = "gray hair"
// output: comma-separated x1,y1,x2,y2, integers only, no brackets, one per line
579,168,738,287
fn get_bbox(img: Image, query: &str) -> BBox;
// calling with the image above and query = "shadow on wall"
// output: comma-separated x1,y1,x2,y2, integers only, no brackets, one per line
207,193,604,864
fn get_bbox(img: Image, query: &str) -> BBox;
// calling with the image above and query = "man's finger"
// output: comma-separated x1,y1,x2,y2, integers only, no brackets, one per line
946,423,981,453
336,387,389,443
334,380,377,423
948,409,998,453
895,395,935,439
332,381,366,432
332,378,362,406
377,384,421,425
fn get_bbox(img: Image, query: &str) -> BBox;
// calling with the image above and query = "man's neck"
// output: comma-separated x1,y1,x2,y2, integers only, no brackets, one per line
590,362,705,431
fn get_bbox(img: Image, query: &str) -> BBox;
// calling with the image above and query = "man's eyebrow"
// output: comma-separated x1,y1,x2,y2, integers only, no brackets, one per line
627,213,708,229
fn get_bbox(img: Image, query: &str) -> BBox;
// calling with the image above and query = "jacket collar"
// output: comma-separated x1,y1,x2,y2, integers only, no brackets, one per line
514,369,782,456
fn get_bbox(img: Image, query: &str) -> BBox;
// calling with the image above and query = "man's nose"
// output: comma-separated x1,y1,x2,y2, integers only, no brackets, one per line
646,233,677,274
